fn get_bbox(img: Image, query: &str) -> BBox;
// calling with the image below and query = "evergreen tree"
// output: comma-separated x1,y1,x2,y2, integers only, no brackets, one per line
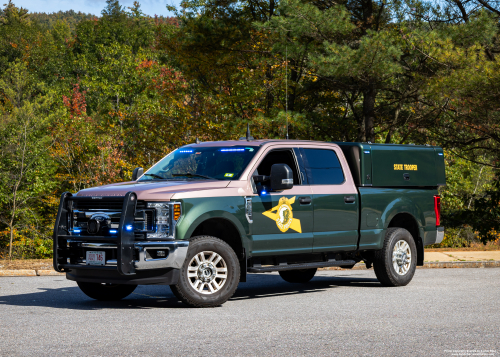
102,0,125,18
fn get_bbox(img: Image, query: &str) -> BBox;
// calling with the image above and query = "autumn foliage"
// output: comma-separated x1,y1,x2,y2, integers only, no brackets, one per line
0,0,499,257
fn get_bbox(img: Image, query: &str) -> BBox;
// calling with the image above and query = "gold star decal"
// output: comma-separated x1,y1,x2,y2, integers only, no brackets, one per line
262,196,302,233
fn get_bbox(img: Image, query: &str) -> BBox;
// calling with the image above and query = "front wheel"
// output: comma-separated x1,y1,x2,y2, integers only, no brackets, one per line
373,227,417,287
279,268,317,283
170,236,240,308
77,282,137,301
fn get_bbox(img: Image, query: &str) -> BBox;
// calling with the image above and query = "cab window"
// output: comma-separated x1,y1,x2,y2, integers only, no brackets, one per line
256,149,300,184
301,148,344,185
139,146,257,181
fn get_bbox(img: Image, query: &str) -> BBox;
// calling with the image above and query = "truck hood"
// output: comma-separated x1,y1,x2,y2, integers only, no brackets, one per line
76,180,231,201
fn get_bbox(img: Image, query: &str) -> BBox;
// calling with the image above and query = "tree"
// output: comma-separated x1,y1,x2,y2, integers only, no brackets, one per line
49,82,127,192
401,0,500,168
446,172,500,243
158,0,307,140
0,1,37,73
0,0,497,252
102,0,125,18
0,60,55,258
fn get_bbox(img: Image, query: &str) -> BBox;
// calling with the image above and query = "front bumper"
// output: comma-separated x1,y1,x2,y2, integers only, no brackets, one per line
71,240,189,270
53,191,189,280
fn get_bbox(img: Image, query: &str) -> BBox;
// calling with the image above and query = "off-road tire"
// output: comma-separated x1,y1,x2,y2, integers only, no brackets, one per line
170,236,240,308
373,227,417,287
77,282,137,301
279,268,317,283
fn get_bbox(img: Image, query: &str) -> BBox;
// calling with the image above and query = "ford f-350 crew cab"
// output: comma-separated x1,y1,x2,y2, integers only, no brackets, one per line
53,139,446,307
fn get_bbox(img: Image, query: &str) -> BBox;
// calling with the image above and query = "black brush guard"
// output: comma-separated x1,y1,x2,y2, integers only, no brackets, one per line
53,191,138,276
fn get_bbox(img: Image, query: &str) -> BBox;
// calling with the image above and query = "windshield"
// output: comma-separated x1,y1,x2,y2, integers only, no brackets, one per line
139,146,258,181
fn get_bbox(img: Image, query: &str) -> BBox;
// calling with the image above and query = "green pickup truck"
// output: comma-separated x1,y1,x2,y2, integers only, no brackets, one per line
53,139,446,307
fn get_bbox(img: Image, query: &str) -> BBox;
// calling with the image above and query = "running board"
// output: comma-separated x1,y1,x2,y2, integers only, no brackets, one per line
247,260,357,273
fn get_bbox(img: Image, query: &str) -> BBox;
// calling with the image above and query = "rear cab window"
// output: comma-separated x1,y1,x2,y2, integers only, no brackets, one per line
301,148,345,185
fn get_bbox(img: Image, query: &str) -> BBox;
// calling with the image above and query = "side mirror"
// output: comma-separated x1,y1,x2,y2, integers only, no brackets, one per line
270,164,293,191
132,167,143,181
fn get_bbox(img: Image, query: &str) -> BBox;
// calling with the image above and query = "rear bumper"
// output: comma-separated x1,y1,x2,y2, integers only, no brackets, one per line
423,226,445,246
435,227,445,244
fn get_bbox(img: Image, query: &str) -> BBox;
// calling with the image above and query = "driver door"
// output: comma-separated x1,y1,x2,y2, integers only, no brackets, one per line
248,148,314,256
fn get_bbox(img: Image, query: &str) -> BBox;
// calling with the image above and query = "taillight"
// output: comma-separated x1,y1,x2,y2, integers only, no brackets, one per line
434,195,441,226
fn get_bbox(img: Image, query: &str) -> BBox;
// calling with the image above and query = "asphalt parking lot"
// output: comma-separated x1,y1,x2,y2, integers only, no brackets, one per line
0,268,498,356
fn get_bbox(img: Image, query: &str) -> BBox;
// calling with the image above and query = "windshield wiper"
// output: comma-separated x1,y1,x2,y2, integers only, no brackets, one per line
142,173,165,180
172,173,215,180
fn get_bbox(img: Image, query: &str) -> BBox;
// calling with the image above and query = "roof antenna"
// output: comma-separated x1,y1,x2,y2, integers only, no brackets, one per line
285,45,289,140
195,137,200,144
239,123,254,141
246,123,254,141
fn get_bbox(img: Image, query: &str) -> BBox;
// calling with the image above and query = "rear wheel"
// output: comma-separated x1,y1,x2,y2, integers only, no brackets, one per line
77,282,137,301
373,227,417,287
170,236,240,308
279,268,317,283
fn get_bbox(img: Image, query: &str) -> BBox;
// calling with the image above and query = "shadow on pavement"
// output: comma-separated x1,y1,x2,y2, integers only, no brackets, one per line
0,272,380,310
0,283,183,310
231,273,380,301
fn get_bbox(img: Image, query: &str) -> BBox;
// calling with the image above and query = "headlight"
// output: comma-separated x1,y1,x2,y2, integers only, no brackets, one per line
146,202,182,239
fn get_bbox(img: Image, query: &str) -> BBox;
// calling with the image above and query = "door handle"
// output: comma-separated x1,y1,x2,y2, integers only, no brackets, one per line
344,196,356,204
299,196,312,205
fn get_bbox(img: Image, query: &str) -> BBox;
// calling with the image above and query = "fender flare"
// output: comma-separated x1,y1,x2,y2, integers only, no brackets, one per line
381,196,425,233
181,210,247,242
177,210,248,282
